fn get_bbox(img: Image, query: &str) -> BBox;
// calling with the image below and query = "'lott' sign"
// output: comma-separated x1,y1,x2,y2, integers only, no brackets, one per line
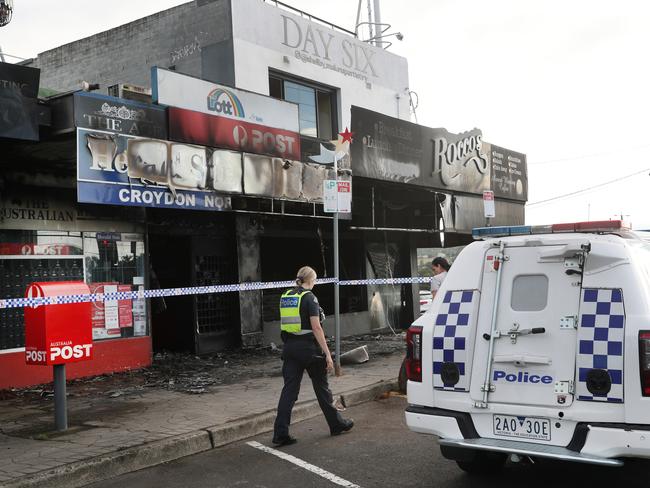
152,67,299,133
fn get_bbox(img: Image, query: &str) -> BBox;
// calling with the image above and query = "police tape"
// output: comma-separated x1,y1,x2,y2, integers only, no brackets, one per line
0,276,432,310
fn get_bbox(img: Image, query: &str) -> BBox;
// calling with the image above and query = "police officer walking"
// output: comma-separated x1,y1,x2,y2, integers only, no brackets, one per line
272,266,354,446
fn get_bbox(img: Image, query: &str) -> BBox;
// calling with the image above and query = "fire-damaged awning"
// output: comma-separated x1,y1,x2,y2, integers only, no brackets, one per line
349,106,527,203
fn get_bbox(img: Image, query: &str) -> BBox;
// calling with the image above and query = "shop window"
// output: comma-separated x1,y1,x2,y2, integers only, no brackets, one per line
0,230,148,351
83,233,147,341
268,73,337,141
0,230,85,351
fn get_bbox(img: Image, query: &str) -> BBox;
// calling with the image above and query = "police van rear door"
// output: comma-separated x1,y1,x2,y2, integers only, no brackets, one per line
472,241,584,408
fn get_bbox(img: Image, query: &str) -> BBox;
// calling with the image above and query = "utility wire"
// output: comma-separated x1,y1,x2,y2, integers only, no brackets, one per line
529,143,650,166
527,168,650,207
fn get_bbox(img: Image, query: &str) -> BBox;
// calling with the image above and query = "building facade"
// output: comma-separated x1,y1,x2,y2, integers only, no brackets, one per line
0,0,527,388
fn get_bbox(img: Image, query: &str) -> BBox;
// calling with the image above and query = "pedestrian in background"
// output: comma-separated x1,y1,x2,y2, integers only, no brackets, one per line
272,266,354,446
431,257,450,300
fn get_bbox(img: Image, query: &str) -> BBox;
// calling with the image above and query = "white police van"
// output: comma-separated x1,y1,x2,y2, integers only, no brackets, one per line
404,221,650,472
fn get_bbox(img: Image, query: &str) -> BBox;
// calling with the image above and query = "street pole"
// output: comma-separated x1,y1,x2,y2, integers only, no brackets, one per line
53,364,68,430
333,153,341,376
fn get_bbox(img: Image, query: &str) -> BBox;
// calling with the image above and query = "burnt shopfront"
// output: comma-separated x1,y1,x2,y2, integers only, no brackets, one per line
349,106,527,310
0,78,155,388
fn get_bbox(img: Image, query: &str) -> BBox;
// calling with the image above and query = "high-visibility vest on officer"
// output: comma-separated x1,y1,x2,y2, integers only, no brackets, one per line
280,289,312,334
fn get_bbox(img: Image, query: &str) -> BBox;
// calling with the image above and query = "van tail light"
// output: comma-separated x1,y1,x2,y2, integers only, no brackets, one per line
640,331,650,396
406,326,423,382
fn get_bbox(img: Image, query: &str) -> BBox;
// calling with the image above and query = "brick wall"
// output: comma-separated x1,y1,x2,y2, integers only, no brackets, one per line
32,0,233,94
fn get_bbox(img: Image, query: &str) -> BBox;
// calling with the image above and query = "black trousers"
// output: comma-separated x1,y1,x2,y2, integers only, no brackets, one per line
273,335,345,439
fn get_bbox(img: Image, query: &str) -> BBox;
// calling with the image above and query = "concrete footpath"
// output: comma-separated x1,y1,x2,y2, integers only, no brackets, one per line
0,352,403,488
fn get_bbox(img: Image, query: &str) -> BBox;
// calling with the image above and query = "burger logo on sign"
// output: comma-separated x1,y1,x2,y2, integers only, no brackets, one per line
206,88,245,118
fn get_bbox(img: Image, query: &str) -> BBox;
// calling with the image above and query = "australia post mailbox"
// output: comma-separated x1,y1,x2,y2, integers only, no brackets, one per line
24,281,93,366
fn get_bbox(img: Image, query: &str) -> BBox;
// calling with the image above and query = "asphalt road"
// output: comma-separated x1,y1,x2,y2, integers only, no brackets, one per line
86,395,650,488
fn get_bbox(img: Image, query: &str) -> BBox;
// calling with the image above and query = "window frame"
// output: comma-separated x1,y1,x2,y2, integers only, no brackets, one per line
268,70,339,142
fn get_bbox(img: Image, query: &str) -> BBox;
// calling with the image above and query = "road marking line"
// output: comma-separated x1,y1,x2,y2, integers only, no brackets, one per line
246,441,361,488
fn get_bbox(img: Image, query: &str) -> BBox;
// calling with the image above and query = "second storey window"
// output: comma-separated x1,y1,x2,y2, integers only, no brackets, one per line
269,73,336,141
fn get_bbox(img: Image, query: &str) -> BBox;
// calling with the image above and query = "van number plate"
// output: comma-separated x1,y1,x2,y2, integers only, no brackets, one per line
493,415,551,441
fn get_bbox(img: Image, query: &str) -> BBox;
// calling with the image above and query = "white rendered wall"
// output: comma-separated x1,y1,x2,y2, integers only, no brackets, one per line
230,0,411,129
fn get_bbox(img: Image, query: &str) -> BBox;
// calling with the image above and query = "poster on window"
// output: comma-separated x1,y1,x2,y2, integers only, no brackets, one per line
133,284,147,336
118,284,133,328
103,284,120,330
90,282,134,338
90,282,119,339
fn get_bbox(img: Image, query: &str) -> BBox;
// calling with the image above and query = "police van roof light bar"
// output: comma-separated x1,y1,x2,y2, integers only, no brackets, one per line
472,220,630,240
551,220,630,233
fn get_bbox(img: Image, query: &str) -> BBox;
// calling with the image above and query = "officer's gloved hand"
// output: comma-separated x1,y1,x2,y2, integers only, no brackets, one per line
319,306,326,324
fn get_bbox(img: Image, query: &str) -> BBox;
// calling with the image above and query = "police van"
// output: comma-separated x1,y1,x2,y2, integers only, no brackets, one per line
404,221,650,472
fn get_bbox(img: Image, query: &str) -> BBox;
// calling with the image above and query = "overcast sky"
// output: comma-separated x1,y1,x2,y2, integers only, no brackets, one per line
3,0,649,228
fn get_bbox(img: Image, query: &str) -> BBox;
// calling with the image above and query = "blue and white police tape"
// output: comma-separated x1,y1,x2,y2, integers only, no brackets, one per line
339,277,432,286
0,276,431,310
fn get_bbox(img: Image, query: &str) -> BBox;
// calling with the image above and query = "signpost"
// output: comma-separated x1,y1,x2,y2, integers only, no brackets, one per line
483,190,495,225
314,129,353,375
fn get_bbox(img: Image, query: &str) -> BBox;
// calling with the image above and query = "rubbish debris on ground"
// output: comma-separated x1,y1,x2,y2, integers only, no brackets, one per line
340,345,369,365
1,332,405,403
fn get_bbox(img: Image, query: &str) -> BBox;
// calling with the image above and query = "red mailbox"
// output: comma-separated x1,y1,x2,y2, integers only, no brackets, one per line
24,281,93,366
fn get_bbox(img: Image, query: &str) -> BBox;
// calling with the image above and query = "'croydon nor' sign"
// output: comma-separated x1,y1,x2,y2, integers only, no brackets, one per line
76,129,232,212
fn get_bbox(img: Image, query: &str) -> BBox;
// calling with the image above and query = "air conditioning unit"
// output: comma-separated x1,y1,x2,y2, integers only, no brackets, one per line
107,83,152,103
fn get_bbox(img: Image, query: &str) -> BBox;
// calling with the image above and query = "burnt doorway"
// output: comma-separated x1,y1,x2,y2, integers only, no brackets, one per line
149,235,193,352
191,236,240,354
149,231,240,354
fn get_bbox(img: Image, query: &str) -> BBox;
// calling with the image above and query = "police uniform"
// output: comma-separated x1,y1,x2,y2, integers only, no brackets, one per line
272,286,350,445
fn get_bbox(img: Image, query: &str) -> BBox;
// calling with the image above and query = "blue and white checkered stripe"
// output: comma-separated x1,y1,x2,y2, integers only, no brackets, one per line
339,277,432,286
0,276,430,309
432,290,477,392
576,288,625,403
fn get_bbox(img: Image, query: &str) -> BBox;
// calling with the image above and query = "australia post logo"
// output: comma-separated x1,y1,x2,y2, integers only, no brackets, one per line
25,343,93,365
207,88,245,118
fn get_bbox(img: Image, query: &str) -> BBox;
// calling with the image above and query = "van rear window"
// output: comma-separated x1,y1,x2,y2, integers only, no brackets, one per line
511,274,548,311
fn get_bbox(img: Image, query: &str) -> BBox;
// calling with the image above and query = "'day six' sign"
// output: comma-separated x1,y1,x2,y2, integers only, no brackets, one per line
24,281,93,366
